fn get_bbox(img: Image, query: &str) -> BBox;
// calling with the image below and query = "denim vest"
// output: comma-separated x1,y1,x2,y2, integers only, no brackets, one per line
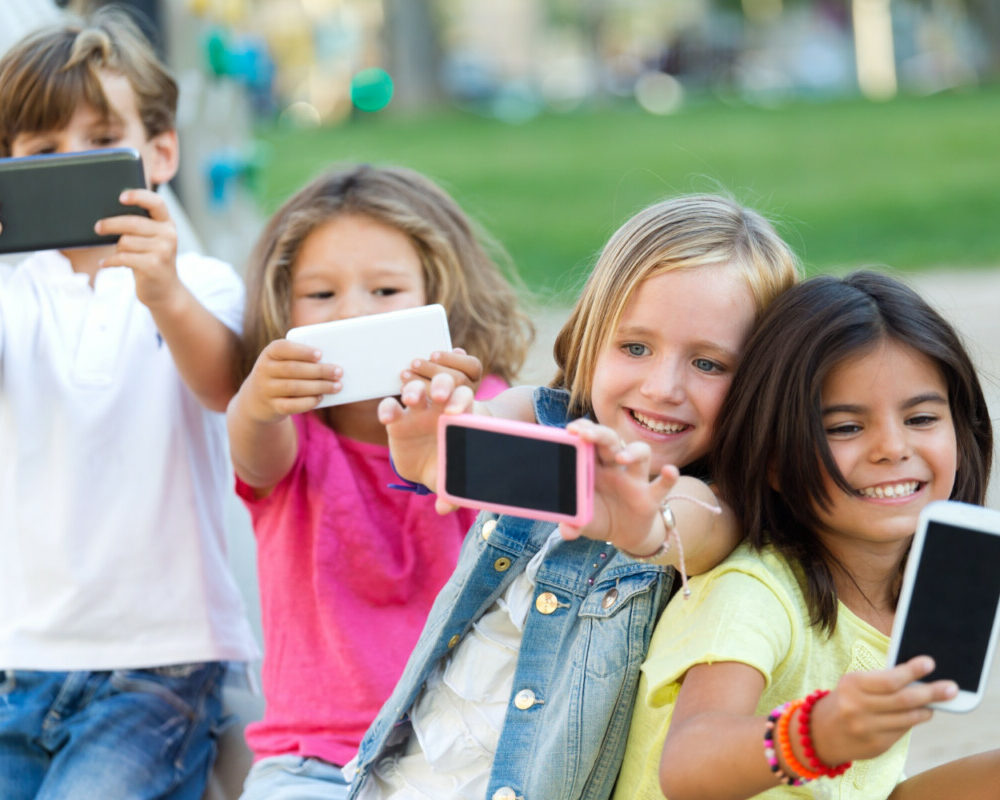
348,387,675,800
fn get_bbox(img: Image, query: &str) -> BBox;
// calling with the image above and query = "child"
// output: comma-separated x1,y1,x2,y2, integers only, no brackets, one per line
615,271,1000,800
346,194,801,800
0,8,257,799
225,163,534,799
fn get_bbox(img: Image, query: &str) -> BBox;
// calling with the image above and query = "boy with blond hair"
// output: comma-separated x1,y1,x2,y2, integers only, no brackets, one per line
0,8,257,797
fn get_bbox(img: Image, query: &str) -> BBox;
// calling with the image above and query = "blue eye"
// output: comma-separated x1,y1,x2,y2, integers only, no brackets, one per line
693,358,723,373
623,343,649,357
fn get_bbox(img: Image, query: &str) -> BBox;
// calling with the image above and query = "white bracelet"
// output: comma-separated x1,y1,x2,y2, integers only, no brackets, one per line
621,495,722,599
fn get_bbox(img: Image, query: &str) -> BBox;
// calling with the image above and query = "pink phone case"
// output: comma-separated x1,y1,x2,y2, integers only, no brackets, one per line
437,413,594,526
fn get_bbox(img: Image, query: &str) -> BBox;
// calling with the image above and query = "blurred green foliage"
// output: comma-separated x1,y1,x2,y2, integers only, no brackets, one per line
254,86,1000,299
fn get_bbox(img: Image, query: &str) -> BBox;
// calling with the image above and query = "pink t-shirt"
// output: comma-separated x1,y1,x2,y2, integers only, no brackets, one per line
238,374,506,766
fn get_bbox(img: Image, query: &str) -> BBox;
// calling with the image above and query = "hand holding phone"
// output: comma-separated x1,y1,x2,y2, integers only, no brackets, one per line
888,500,1000,712
437,414,594,526
0,148,148,254
286,304,452,407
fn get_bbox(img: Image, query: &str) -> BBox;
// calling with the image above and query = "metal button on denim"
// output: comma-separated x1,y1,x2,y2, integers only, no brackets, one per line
481,519,497,540
494,557,512,572
491,788,517,800
601,588,619,609
513,689,536,709
535,592,559,614
447,634,461,649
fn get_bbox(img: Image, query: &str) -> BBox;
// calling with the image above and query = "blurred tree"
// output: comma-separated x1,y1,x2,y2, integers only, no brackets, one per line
383,0,442,109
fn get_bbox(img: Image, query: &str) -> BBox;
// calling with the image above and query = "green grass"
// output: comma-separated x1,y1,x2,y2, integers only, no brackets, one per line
253,86,1000,297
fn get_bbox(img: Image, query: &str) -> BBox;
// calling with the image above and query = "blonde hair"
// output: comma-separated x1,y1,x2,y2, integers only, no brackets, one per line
552,194,801,417
241,164,534,382
0,6,177,156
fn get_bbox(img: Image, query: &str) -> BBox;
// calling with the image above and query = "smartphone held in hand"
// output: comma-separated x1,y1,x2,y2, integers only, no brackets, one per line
0,148,148,254
888,500,1000,712
438,414,594,526
286,304,452,407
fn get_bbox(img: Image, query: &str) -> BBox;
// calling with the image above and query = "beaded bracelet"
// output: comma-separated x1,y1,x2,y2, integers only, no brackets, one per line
763,703,798,786
798,689,852,778
777,699,822,782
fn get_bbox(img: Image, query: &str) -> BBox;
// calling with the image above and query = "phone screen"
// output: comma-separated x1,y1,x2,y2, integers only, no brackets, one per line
444,425,578,515
895,520,1000,691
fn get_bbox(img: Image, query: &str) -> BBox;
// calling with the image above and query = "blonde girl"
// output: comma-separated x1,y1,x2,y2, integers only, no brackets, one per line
226,164,533,800
347,194,801,800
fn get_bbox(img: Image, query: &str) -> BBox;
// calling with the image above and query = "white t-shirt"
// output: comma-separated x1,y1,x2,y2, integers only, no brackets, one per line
0,250,258,670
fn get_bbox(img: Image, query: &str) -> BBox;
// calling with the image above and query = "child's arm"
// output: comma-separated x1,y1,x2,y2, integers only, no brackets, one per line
378,372,535,511
226,339,340,494
95,188,238,411
559,418,737,575
888,749,1000,800
658,657,959,800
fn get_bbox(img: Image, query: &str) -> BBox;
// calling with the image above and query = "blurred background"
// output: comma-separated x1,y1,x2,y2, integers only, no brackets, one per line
4,0,999,293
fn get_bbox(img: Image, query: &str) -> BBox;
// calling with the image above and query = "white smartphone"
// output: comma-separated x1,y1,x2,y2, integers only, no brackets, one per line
285,304,452,408
888,500,1000,712
437,414,594,526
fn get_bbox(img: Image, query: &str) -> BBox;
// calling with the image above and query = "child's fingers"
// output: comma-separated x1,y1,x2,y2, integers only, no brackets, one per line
399,379,430,408
378,396,405,425
558,522,583,541
430,349,483,383
434,497,460,515
119,188,170,220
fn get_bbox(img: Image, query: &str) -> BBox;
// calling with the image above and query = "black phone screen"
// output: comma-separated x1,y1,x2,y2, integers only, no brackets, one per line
895,520,1000,691
444,425,578,515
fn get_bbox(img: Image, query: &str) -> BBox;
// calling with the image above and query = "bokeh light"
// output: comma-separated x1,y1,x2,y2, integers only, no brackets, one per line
350,67,394,112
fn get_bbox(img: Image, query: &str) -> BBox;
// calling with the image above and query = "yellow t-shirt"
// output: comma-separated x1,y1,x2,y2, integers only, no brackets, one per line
613,543,909,800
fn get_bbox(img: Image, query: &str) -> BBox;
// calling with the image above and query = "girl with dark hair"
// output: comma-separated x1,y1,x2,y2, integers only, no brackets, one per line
616,271,999,799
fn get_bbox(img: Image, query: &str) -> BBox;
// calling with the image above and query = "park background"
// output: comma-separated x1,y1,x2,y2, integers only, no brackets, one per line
3,0,999,796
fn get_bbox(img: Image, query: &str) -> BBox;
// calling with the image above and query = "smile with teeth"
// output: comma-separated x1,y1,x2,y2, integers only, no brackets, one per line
630,410,688,434
857,481,921,499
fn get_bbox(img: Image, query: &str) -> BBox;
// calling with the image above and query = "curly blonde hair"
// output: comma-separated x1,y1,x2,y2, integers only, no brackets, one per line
241,164,534,383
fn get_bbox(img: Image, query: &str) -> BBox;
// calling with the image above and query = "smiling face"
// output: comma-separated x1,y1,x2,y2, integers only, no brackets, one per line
815,338,958,550
289,212,427,329
10,70,177,188
589,265,756,477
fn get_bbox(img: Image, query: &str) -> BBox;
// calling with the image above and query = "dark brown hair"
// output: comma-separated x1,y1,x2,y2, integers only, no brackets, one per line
240,163,533,383
711,270,993,632
0,6,177,156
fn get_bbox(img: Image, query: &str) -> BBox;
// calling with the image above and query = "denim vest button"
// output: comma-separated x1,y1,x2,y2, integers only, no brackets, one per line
491,788,518,800
494,557,512,572
481,519,497,540
535,592,559,614
601,588,619,609
513,689,536,709
447,634,461,649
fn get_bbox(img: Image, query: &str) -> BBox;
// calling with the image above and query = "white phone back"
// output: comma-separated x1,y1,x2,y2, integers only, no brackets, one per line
286,304,452,407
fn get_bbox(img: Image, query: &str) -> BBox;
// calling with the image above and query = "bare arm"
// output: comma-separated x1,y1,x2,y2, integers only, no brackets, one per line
888,749,1000,800
660,657,960,800
227,339,339,494
97,188,238,410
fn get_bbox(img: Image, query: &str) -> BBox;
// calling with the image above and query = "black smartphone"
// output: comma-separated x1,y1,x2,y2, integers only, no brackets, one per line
0,148,148,254
437,414,594,526
888,500,1000,712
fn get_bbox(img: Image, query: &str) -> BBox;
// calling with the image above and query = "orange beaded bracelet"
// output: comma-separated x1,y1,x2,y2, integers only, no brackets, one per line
776,699,822,782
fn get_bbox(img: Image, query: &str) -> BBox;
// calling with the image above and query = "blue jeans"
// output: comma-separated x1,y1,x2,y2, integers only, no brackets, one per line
0,663,225,800
240,755,349,800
